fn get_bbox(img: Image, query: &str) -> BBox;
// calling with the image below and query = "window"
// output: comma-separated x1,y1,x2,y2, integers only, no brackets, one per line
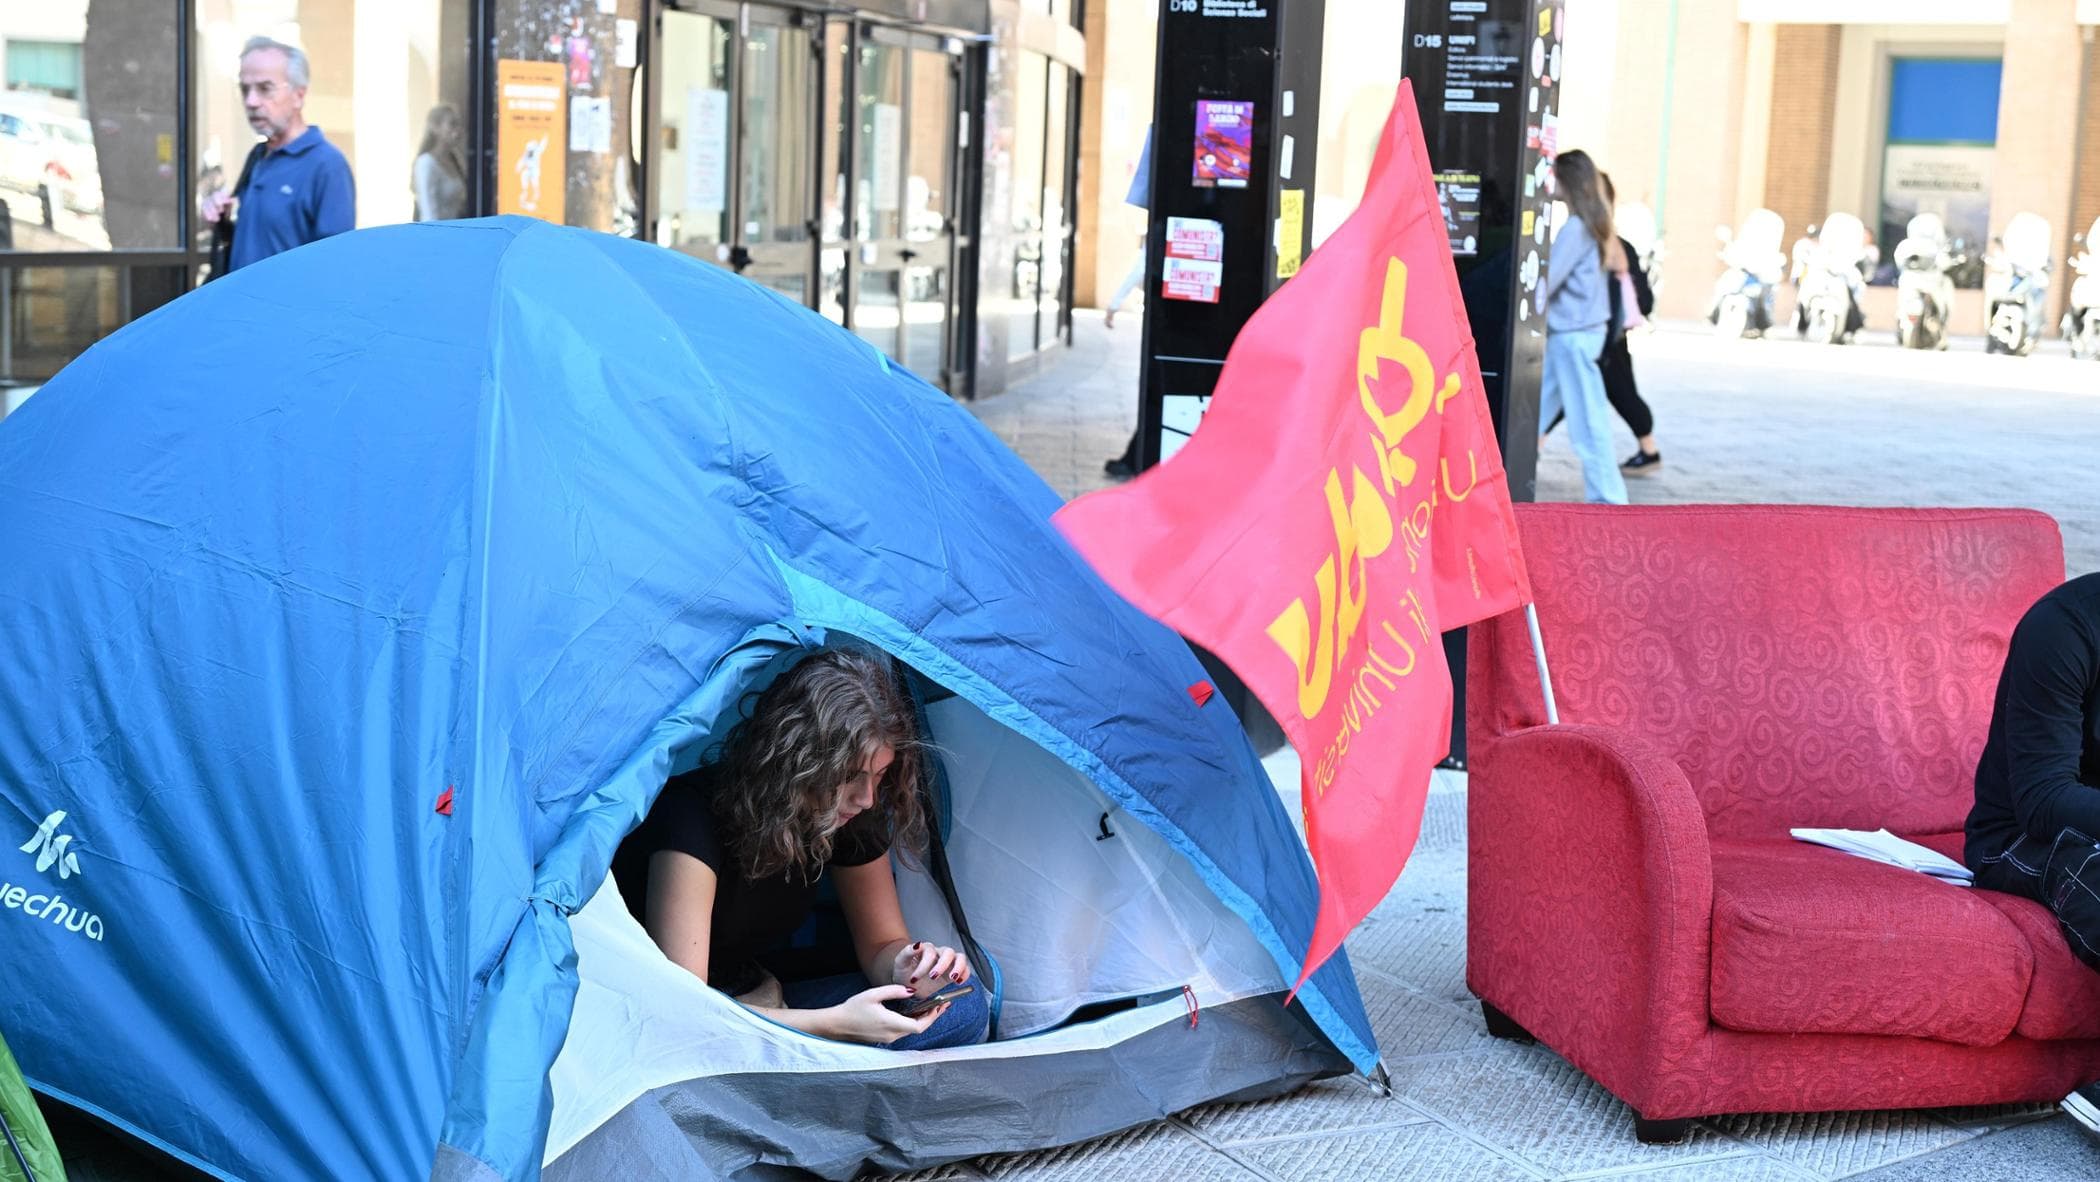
3,8,180,252
195,0,475,242
5,40,84,101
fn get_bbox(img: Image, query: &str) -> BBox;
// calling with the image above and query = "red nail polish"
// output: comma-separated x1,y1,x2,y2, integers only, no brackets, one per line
909,976,917,984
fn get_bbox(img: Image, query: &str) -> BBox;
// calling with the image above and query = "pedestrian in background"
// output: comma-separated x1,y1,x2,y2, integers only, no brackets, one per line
413,104,469,222
1599,172,1661,473
202,37,355,276
1538,149,1628,505
1104,126,1153,480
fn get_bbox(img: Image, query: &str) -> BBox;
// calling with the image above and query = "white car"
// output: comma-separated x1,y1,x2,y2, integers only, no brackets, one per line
0,105,104,218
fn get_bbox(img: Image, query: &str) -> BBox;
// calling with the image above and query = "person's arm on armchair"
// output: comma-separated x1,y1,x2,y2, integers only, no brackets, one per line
2005,600,2100,844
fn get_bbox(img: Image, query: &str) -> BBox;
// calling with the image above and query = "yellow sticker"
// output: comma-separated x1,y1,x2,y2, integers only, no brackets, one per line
1277,189,1305,279
156,133,173,166
1539,8,1553,35
1522,209,1536,237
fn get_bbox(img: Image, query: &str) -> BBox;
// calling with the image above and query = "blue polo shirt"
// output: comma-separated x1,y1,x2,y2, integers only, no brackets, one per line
230,126,355,272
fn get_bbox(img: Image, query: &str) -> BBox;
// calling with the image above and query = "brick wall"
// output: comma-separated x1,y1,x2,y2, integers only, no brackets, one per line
1761,24,1843,236
2076,32,2100,243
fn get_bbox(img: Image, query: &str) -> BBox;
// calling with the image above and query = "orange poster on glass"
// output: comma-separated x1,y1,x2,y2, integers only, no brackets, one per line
496,59,566,223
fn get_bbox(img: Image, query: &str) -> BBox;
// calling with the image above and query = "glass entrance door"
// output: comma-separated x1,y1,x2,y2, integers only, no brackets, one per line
846,29,960,391
651,8,968,394
656,3,818,302
738,12,817,302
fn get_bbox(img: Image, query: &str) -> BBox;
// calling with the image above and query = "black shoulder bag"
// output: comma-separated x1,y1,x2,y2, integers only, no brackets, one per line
205,143,267,283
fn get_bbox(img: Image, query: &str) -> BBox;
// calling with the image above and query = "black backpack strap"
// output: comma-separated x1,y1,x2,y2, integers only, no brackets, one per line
206,142,267,281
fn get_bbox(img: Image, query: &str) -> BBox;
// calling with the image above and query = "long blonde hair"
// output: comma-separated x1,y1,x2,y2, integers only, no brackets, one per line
1553,150,1615,267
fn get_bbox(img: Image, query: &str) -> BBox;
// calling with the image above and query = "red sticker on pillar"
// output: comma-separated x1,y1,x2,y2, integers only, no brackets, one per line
1163,216,1224,304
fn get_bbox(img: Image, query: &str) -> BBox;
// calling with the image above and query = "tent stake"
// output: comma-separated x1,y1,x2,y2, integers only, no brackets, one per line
1525,603,1559,726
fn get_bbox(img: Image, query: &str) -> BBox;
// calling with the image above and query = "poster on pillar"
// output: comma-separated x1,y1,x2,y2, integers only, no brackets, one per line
497,60,568,223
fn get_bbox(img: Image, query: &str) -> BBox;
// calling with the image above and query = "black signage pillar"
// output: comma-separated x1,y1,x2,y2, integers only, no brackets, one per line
1401,0,1564,764
1133,0,1325,753
1137,0,1325,469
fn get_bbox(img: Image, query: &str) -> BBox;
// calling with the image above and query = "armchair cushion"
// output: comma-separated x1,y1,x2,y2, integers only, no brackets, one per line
1710,838,2031,1047
1973,890,2100,1041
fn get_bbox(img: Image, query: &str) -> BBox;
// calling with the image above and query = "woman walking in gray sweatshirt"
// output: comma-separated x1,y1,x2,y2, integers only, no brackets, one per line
1539,150,1629,505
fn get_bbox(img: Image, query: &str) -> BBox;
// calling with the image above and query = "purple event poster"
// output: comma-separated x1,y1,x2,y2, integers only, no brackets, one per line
1192,100,1254,189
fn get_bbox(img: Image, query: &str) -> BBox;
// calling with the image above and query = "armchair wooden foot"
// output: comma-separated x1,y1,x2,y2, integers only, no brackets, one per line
1634,1116,1693,1144
1479,1000,1536,1044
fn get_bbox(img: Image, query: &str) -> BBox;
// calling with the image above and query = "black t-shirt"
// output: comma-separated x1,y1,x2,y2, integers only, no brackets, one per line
611,764,891,994
1966,573,2100,873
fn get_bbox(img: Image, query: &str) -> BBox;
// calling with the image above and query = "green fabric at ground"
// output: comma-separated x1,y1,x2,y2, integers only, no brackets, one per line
0,1028,64,1182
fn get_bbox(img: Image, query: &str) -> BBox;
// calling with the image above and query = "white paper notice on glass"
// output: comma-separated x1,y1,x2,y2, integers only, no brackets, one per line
872,103,903,212
686,87,729,213
615,19,639,68
569,96,612,155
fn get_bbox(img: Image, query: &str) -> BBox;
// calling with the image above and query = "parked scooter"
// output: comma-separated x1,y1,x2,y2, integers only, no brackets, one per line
2062,216,2100,362
1893,213,1962,351
1794,212,1871,345
1709,208,1785,339
1985,211,2052,357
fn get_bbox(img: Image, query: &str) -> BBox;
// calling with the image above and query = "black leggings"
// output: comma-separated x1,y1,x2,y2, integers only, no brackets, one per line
1597,336,1654,440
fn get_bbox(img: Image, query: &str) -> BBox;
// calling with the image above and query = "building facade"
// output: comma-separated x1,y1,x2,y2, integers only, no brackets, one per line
1557,0,2100,333
1069,0,2100,344
0,0,1083,407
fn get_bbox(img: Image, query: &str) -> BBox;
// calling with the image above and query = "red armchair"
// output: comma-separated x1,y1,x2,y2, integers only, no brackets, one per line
1467,504,2100,1141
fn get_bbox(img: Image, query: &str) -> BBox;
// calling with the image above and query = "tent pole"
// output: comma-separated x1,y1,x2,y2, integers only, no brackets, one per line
1525,603,1560,726
1,1108,39,1182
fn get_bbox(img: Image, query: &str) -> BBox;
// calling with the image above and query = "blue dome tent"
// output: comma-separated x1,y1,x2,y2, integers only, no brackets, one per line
0,218,1377,1181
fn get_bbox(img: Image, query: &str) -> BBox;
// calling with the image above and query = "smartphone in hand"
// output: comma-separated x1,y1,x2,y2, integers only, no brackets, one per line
884,982,973,1017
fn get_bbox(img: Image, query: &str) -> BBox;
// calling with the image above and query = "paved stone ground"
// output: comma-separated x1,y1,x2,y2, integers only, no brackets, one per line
927,311,2100,1181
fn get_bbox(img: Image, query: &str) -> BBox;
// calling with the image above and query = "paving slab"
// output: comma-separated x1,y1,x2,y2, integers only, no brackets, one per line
1230,1119,1544,1182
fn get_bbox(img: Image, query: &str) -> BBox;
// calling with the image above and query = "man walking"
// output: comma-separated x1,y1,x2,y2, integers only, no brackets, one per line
202,37,355,275
1963,573,2100,1137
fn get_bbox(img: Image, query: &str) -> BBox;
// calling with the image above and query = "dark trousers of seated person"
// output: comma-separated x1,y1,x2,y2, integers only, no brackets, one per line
782,972,991,1050
1973,827,2100,970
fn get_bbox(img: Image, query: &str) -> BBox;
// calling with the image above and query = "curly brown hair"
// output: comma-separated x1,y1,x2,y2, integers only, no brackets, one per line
711,647,929,880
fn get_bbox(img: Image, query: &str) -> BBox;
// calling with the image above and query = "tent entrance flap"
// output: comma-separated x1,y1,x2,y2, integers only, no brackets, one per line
894,694,1282,1037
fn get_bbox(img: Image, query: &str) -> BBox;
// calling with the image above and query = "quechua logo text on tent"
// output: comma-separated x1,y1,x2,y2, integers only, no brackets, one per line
5,809,105,941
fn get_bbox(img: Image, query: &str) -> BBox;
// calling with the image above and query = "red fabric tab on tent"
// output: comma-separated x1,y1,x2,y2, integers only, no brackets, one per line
1055,87,1531,988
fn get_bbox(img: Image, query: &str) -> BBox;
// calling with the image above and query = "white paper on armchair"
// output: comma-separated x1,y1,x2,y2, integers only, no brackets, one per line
1790,828,1975,885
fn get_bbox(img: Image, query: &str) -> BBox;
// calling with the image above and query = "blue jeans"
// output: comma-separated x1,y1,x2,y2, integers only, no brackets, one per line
781,972,991,1050
1540,328,1629,505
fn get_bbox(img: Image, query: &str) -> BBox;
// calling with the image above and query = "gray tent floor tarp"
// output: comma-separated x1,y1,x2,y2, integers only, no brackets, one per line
528,995,1344,1181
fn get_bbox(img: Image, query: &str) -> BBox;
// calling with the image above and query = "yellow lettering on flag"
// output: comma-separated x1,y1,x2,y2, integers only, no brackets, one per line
1357,259,1461,494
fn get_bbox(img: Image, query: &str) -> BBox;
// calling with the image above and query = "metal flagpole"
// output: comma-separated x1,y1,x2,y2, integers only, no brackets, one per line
1524,603,1560,726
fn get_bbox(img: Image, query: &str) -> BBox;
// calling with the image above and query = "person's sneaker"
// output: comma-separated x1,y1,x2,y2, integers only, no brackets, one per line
1103,457,1137,480
2061,1082,2100,1142
1622,449,1663,474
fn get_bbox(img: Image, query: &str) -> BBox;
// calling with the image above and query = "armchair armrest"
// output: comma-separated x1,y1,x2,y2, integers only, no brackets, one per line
1468,723,1714,1109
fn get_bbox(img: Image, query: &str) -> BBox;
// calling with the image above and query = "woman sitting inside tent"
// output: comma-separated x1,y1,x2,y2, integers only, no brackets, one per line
611,647,989,1049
